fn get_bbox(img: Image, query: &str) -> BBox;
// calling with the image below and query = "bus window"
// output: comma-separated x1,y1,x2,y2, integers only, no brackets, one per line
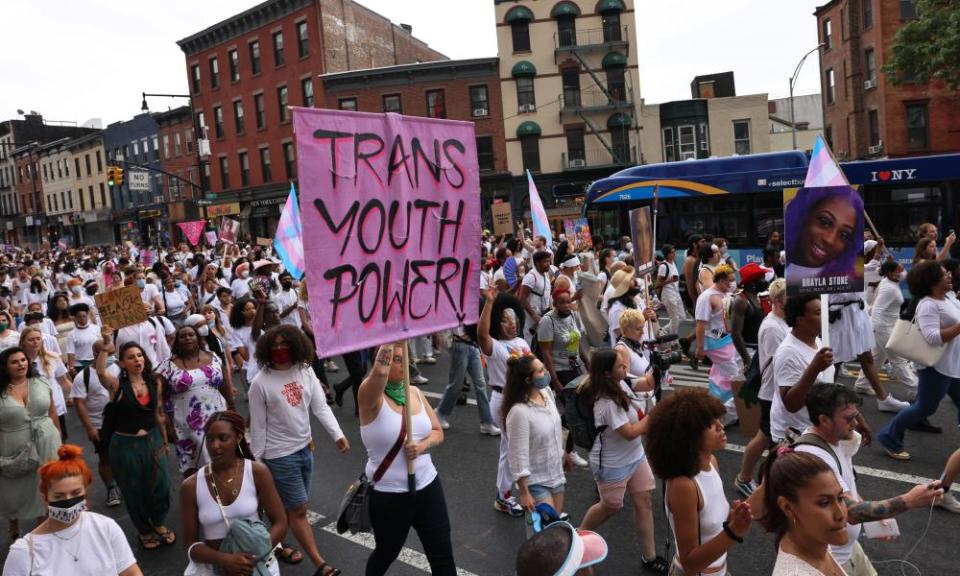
862,184,943,243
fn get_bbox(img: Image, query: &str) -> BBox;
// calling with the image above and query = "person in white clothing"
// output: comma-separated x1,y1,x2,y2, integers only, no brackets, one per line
230,262,252,301
114,308,172,369
655,244,684,336
856,260,918,391
271,272,304,329
518,251,553,346
694,265,741,425
248,325,348,574
1,444,143,576
65,304,99,373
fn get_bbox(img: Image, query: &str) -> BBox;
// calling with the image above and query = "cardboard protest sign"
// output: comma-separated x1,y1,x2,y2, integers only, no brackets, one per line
629,207,655,277
256,237,272,247
564,218,593,252
784,186,864,297
491,201,513,236
95,285,148,329
294,108,481,358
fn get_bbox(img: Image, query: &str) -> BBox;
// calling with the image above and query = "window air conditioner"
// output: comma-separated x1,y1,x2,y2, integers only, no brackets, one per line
473,108,489,117
568,159,586,168
868,144,883,154
864,79,876,90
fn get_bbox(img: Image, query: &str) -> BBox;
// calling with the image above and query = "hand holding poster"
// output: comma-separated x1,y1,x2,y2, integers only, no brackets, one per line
294,108,481,358
95,285,148,329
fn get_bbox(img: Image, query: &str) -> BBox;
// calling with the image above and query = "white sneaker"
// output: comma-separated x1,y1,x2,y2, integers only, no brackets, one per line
877,395,910,413
421,355,437,365
410,374,428,385
323,359,339,372
938,491,960,514
437,415,450,430
568,451,589,468
480,422,501,436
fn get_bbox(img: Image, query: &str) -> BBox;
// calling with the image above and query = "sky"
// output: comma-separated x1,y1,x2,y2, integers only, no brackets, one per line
1,0,826,126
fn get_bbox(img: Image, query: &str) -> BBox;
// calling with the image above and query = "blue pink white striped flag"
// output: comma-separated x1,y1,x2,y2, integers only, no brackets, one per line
273,183,305,279
526,170,553,247
804,134,849,188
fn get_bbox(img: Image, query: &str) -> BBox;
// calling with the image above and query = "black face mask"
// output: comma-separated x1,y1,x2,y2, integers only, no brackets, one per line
281,282,293,290
626,287,641,298
556,309,572,318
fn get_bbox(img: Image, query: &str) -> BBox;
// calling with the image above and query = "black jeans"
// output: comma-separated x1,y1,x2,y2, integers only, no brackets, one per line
367,477,456,576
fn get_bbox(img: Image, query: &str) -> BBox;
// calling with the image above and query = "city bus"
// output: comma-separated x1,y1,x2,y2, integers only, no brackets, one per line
583,151,960,266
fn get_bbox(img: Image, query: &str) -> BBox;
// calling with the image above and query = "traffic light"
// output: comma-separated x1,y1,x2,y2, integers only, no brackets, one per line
114,167,124,187
107,166,117,187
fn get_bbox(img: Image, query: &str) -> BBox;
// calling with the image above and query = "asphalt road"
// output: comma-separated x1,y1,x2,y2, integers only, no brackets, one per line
2,351,958,576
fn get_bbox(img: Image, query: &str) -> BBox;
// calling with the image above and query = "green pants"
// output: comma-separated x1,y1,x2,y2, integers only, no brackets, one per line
109,427,171,534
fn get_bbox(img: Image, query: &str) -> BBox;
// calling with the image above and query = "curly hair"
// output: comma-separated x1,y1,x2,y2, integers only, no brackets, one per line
579,348,629,412
204,410,255,460
785,186,865,277
907,260,945,299
230,296,255,330
645,388,726,479
490,292,525,341
759,451,834,544
39,444,93,496
617,308,646,335
499,354,539,424
784,294,819,328
0,347,39,396
254,325,315,368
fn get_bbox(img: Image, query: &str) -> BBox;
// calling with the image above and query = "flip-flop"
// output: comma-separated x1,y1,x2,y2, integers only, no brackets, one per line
277,545,304,565
138,533,161,550
314,563,342,576
154,528,176,546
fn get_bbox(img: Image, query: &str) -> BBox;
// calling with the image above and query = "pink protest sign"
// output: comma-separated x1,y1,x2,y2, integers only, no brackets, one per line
294,108,481,358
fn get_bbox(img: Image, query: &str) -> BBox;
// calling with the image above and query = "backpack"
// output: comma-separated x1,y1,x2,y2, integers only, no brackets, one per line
783,429,854,480
562,375,607,455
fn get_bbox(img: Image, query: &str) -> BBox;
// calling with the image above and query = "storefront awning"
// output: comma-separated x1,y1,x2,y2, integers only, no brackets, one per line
505,6,534,23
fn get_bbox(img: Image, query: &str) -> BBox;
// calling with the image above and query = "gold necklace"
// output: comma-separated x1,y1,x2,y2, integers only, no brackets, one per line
210,460,243,498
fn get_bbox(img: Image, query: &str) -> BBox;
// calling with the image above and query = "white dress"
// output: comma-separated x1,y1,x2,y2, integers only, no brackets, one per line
827,293,875,364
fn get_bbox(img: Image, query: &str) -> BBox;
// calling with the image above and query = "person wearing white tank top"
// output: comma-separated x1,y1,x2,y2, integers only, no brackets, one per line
180,412,289,576
358,343,455,576
646,389,757,576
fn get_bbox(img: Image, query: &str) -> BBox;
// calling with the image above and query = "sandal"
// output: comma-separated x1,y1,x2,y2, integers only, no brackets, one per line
154,527,176,545
277,545,304,565
138,533,161,550
314,563,342,576
641,555,670,575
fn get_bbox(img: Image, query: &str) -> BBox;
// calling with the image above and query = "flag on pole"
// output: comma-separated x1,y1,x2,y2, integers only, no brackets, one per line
526,170,553,247
805,134,849,188
274,183,305,279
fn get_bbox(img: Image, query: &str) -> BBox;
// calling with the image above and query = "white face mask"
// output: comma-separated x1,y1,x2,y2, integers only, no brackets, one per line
196,325,210,337
47,495,86,524
70,285,82,295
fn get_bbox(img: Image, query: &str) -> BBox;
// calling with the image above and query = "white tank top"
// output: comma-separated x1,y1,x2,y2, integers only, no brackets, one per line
196,460,260,540
361,389,438,493
666,463,730,573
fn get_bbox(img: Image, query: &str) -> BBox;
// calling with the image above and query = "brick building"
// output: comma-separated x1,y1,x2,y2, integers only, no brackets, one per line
155,106,203,241
177,0,445,239
320,57,511,223
815,0,960,160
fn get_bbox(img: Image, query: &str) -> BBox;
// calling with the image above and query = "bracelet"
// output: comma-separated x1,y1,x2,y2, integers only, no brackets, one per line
722,520,743,543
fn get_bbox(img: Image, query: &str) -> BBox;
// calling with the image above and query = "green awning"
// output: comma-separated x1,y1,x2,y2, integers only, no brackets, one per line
511,60,537,77
602,51,627,68
607,113,632,128
505,6,534,23
597,0,625,13
551,2,580,17
516,121,542,137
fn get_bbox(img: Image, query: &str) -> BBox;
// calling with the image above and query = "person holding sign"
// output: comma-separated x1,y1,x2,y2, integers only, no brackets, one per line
694,265,743,425
783,186,863,292
358,343,454,576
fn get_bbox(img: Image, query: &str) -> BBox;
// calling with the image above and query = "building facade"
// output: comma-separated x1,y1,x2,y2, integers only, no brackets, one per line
155,106,203,242
815,0,960,160
104,114,165,245
320,57,511,225
66,133,114,246
177,0,445,240
495,0,643,232
768,93,823,153
36,139,74,245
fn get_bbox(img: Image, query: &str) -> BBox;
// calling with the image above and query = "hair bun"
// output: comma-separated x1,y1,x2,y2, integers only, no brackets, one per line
58,444,84,461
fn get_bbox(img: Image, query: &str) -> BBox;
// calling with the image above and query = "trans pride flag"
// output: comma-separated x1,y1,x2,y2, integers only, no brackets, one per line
273,183,305,279
805,134,849,187
526,170,553,248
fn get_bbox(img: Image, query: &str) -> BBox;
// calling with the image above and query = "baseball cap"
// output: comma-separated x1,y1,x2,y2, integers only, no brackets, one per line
739,262,771,286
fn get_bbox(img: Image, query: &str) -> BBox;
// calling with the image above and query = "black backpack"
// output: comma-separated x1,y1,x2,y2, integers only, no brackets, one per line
562,375,607,458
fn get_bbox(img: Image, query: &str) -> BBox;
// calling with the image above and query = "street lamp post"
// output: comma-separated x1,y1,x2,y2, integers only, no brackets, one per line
789,43,826,151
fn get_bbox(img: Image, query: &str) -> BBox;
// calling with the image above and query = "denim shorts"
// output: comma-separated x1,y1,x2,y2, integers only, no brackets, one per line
528,482,565,503
264,444,313,509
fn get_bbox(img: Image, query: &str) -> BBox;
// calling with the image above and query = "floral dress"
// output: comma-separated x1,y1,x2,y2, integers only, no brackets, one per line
161,354,227,472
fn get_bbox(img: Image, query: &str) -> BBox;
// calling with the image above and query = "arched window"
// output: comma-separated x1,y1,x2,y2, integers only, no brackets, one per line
597,0,625,42
551,2,580,47
517,121,542,172
607,113,631,164
512,61,538,112
506,6,534,52
602,51,628,102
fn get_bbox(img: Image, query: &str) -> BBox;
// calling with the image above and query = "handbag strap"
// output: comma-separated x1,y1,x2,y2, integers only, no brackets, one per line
372,404,407,484
206,463,232,528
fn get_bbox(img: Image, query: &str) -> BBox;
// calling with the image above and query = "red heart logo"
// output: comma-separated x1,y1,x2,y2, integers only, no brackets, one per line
879,171,892,181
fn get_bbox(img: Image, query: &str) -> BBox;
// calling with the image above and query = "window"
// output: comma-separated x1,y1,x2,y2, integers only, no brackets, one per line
152,135,160,160
99,183,106,207
823,18,832,50
383,94,402,113
561,67,581,107
511,21,530,52
175,133,182,156
218,156,229,188
84,154,91,176
88,186,94,210
273,31,284,66
565,128,585,164
68,191,73,209
79,190,85,211
863,0,874,28
868,110,880,147
260,147,272,182
338,97,357,111
191,64,201,93
297,21,308,57
283,142,296,179
61,192,66,210
239,152,250,186
213,106,224,138
520,135,540,172
826,68,836,104
185,128,194,153
277,85,289,122
905,101,928,149
162,135,170,159
900,0,916,19
96,150,102,172
678,125,696,159
426,90,446,118
301,78,314,107
476,136,494,172
74,158,80,176
865,48,876,83
209,57,220,89
611,125,629,163
602,12,622,42
825,125,834,149
234,100,245,134
141,138,148,162
250,41,261,74
733,120,751,155
557,16,576,47
606,66,627,101
516,78,535,111
469,85,489,116
51,195,57,212
229,49,239,82
254,94,265,129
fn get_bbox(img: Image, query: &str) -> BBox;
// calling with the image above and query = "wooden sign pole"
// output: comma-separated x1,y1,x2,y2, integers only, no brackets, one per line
401,340,416,493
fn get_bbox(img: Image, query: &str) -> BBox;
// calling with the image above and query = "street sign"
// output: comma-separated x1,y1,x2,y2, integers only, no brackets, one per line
128,170,150,191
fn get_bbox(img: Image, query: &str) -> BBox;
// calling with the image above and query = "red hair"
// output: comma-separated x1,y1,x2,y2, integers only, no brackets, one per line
39,445,93,495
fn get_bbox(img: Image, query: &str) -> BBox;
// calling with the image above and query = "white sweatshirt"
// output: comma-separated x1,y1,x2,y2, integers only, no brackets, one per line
248,364,345,460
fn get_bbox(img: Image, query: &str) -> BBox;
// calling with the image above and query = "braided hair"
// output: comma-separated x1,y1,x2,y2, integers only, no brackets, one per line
204,410,254,460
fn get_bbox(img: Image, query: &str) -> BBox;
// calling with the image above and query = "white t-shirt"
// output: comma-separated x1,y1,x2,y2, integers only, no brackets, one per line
231,277,251,300
3,512,137,576
771,549,846,576
31,355,68,416
484,337,530,389
229,325,259,382
590,381,647,469
695,286,727,338
657,261,681,300
757,314,790,402
116,319,171,368
607,299,654,344
160,288,187,317
65,324,100,364
917,296,960,378
871,277,903,328
271,289,301,328
770,333,836,442
70,364,121,429
521,270,552,316
140,282,160,310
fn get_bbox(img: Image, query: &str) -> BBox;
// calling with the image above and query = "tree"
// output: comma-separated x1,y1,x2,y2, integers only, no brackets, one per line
883,0,960,89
